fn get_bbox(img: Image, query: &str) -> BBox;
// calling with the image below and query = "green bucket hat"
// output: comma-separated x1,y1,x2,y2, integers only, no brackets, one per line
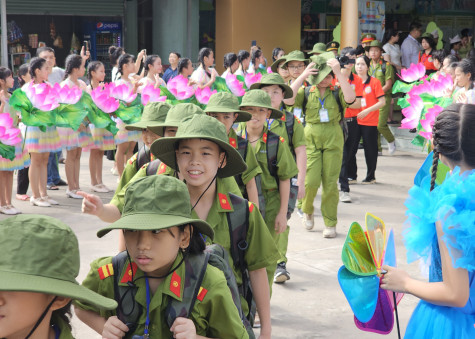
125,102,171,131
0,215,117,310
364,40,383,52
250,73,293,99
204,92,252,122
98,176,214,239
239,89,283,119
270,56,287,73
150,114,247,178
308,52,336,85
310,42,327,55
147,103,204,137
282,50,309,67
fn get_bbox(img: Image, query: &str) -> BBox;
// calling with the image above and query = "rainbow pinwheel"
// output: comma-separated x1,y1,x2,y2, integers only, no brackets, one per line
338,213,403,335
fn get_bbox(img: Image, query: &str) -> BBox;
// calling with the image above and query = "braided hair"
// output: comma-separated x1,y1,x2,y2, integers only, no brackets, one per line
29,57,47,79
63,54,83,80
87,61,104,82
430,103,475,191
223,53,237,70
18,63,29,86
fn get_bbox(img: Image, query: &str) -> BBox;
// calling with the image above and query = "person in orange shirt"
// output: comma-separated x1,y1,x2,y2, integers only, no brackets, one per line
337,47,363,203
418,33,437,76
351,55,386,184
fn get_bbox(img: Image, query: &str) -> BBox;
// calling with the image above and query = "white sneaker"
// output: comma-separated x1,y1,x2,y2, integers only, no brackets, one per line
7,205,21,215
30,197,51,207
99,184,112,192
66,190,82,199
92,184,109,193
339,192,352,203
323,226,337,238
43,196,59,205
388,141,396,155
0,206,16,215
111,167,119,176
303,213,314,230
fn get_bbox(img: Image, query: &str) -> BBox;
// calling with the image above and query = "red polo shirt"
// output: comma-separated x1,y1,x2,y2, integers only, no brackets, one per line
357,76,385,126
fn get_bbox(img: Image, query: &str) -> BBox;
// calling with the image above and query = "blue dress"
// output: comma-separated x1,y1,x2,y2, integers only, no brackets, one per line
403,167,475,338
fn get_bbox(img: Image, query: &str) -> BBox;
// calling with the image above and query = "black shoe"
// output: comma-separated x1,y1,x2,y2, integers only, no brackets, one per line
362,178,376,184
274,262,290,284
55,179,68,186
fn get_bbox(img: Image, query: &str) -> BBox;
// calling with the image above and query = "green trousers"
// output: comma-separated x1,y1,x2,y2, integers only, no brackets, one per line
377,94,395,144
301,122,344,227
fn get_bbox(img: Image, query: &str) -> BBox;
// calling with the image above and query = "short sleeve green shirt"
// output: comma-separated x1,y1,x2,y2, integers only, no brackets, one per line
75,252,249,339
304,87,350,124
228,128,262,188
369,60,395,93
268,111,306,153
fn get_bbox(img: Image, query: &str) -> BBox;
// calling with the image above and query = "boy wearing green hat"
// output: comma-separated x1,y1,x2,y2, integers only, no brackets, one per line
238,90,298,284
204,92,262,208
0,214,117,339
310,42,327,56
366,40,396,155
150,114,278,338
286,52,356,238
113,102,171,196
249,74,307,283
75,175,250,338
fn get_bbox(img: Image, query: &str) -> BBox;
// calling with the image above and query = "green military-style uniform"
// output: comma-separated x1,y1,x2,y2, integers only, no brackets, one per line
228,128,262,196
366,40,396,144
280,50,309,120
114,102,172,196
191,177,279,316
300,52,354,228
76,252,249,338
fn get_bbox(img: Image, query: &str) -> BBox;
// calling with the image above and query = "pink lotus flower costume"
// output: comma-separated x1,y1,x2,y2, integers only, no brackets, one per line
23,82,59,112
245,72,262,89
195,86,217,105
225,74,246,97
0,113,21,146
52,83,82,104
399,63,426,83
90,85,120,113
110,83,137,104
167,75,195,100
141,85,166,105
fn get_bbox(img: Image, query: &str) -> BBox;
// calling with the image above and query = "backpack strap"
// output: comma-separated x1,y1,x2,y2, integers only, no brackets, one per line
165,252,209,328
284,111,295,151
145,159,163,176
112,251,142,332
266,131,280,187
226,193,253,321
136,145,151,171
332,88,349,142
301,86,312,117
234,136,249,191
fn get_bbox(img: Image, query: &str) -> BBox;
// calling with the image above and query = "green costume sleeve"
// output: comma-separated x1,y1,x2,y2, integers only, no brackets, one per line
193,266,249,339
74,257,116,319
244,202,280,272
112,154,139,201
276,139,299,181
292,117,306,148
240,142,262,185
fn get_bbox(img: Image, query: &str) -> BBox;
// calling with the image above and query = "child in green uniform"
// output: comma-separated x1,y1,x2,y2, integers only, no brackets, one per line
0,214,116,339
281,50,310,120
286,52,356,238
150,114,279,338
204,92,261,207
75,175,249,338
114,102,171,196
366,40,396,155
237,90,298,286
250,73,307,283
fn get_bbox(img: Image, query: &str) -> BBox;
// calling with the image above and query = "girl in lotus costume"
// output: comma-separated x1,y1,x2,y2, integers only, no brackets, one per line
381,103,475,338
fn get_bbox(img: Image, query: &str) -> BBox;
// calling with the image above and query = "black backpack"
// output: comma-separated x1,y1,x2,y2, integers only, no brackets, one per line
135,145,151,171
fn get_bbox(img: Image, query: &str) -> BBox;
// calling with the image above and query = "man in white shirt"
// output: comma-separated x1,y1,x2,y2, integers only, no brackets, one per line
401,22,423,69
37,46,67,189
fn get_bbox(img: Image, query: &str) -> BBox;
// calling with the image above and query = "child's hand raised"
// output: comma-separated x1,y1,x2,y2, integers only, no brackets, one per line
77,191,104,216
170,317,197,339
102,316,129,339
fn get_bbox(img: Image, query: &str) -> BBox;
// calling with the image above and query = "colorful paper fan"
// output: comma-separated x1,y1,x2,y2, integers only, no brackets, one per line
338,213,403,335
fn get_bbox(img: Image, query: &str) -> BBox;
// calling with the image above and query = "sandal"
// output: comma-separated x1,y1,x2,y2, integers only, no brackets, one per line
47,184,59,190
16,194,30,201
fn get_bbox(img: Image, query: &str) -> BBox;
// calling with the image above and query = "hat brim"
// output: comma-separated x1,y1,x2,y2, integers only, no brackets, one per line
150,135,247,178
147,122,180,137
98,213,214,239
249,83,293,99
0,271,117,310
326,48,338,51
270,58,286,73
125,120,164,131
203,107,252,122
239,103,283,120
310,49,327,55
282,58,310,67
364,45,383,52
361,39,375,44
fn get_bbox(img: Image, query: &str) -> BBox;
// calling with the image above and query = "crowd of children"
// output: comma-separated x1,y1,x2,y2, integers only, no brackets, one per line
1,27,475,338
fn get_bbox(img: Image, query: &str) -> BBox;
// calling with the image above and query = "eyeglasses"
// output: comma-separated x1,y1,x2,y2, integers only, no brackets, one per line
288,65,305,71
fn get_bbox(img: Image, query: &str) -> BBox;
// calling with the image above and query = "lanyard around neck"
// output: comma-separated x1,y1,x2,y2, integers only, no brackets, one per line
144,277,151,338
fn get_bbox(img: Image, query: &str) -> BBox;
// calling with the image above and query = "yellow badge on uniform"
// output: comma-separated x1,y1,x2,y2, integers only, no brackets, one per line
98,263,114,280
197,286,208,301
128,153,138,165
279,136,285,143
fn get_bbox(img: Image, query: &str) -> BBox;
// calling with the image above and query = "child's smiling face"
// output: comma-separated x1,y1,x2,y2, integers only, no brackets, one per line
176,139,226,189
